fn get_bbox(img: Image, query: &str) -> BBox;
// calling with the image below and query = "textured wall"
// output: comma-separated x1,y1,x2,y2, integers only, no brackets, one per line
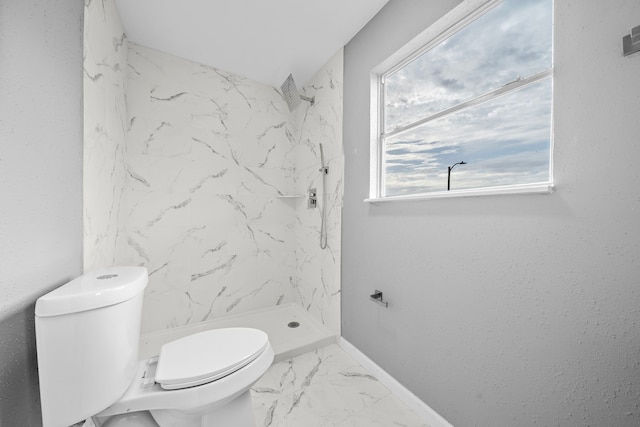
0,0,84,425
342,0,640,426
83,0,129,271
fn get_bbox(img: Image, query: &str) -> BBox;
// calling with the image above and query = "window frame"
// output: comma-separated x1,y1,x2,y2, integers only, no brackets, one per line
367,0,554,203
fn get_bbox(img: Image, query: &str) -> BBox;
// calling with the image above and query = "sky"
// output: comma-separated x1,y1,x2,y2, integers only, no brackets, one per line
381,0,553,196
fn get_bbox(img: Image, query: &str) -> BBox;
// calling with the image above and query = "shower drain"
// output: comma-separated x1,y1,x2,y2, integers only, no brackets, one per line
287,321,300,328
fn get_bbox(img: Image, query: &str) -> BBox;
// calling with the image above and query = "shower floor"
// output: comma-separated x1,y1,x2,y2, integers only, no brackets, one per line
139,303,336,363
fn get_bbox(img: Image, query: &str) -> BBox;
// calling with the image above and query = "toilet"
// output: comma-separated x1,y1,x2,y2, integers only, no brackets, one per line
34,267,274,427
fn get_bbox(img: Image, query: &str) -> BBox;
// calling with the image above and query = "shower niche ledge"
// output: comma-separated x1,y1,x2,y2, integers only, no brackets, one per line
276,194,305,199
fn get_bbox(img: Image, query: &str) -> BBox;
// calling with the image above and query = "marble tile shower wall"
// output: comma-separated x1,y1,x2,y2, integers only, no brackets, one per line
291,50,344,335
123,44,298,333
83,0,128,271
83,0,342,334
119,45,343,334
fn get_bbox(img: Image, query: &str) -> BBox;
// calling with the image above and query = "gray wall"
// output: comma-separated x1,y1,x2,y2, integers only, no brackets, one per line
342,1,640,426
0,0,84,425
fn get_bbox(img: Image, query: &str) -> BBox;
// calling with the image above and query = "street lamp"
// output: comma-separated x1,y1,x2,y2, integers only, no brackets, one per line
447,161,467,191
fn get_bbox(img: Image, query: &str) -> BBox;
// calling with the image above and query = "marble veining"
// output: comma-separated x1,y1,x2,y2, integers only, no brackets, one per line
83,0,129,271
251,344,430,427
82,342,424,427
118,44,296,332
290,50,344,334
84,0,343,336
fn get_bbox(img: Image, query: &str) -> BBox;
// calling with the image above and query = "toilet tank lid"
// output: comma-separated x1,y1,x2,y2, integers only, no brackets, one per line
35,267,148,317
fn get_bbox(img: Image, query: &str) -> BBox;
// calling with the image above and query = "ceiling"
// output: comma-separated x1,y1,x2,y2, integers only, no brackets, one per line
114,0,389,88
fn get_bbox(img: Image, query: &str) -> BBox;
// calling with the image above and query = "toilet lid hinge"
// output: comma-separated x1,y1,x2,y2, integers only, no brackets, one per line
141,356,159,388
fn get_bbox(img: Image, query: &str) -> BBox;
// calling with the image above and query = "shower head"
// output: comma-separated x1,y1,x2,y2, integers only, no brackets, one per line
280,74,315,111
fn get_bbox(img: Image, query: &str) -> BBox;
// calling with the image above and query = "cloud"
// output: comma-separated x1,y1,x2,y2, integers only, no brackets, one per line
383,0,553,133
384,78,552,196
379,0,553,196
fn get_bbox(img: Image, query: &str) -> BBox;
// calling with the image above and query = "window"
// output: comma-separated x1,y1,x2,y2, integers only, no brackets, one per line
369,0,554,201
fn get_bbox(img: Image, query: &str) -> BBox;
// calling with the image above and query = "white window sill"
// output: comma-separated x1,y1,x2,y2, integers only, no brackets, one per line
365,183,554,204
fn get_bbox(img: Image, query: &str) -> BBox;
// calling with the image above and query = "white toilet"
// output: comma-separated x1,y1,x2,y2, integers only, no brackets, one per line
35,267,274,427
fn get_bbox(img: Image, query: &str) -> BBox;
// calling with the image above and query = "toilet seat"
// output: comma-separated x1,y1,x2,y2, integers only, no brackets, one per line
155,328,269,390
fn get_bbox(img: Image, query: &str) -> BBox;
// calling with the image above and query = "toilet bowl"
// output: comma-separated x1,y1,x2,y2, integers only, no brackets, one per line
34,267,273,427
95,328,274,427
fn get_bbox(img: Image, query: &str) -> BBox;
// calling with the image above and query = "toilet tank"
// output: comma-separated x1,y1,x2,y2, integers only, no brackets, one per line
35,267,148,427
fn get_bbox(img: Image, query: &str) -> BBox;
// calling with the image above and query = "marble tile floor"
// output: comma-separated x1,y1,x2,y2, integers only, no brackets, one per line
83,343,429,427
251,343,430,427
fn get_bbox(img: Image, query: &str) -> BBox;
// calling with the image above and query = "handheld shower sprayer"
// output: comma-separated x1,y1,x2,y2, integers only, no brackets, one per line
319,143,329,176
319,143,328,250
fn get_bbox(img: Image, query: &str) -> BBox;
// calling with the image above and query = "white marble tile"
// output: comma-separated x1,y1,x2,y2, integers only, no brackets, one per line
83,0,128,272
291,49,344,336
82,344,425,427
338,394,432,427
254,344,358,393
117,43,302,332
84,11,343,335
251,344,430,427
